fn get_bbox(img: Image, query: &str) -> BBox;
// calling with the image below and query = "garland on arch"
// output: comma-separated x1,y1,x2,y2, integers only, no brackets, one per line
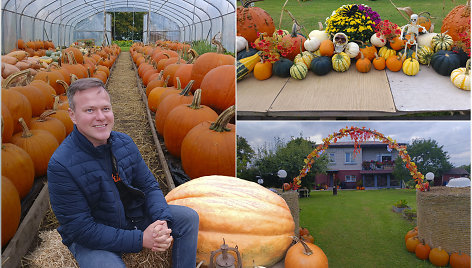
292,126,430,191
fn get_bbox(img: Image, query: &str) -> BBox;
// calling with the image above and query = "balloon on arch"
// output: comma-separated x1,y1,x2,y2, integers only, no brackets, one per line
291,126,430,191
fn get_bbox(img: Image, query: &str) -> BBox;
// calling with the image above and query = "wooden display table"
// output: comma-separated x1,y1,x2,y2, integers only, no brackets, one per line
237,66,470,119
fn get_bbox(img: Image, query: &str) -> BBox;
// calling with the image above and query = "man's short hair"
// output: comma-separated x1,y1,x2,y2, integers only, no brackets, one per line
67,78,109,111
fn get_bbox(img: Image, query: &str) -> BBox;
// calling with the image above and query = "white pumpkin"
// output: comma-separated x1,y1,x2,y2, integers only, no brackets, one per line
344,42,360,58
450,60,470,91
370,33,387,47
417,33,437,49
308,22,330,42
236,36,248,52
304,38,321,52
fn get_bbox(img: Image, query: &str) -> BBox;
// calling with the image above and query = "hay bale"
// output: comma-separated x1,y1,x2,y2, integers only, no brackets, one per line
417,186,470,254
281,190,300,237
22,229,171,268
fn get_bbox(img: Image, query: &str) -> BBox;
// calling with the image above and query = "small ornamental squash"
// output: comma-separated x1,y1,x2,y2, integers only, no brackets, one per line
294,52,314,69
237,45,258,60
417,33,437,49
1,143,35,198
450,59,470,90
415,240,431,260
11,118,59,177
2,104,14,143
236,35,248,52
304,38,321,52
200,65,235,113
431,33,454,52
180,106,235,179
272,58,293,77
319,39,334,57
402,57,420,76
404,228,418,243
386,55,403,72
417,46,434,65
285,239,329,268
429,247,450,267
356,42,377,61
405,236,420,252
290,63,308,80
372,52,386,70
355,51,371,73
310,56,332,76
332,52,351,72
450,251,471,268
389,36,406,51
163,90,218,158
236,1,275,43
2,176,21,247
253,60,273,80
237,51,261,81
379,46,397,60
308,22,330,42
370,33,387,47
441,1,471,41
344,42,360,58
165,175,295,267
431,50,461,76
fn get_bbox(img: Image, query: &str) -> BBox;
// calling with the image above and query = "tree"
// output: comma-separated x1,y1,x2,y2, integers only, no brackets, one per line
109,12,145,41
237,135,255,176
459,164,471,175
393,138,453,185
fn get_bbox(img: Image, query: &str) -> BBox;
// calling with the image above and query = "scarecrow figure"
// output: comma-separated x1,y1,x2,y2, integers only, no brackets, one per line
400,14,428,59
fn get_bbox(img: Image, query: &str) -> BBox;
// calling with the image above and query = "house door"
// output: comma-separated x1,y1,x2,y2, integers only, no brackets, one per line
329,174,334,187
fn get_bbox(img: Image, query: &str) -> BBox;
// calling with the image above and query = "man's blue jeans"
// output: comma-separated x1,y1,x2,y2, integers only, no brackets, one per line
69,205,199,268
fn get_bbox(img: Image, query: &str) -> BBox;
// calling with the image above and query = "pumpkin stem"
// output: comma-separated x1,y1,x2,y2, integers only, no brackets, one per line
2,69,30,89
209,105,235,132
466,59,471,75
187,49,198,64
188,89,203,110
299,238,314,256
18,118,33,138
87,67,92,78
465,0,471,17
179,80,194,96
53,96,60,111
38,110,56,121
157,70,164,81
70,74,79,83
211,35,225,54
57,80,69,96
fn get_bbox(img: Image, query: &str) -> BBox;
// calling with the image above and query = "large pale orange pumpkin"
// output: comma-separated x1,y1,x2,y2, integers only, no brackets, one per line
2,176,21,247
190,45,234,91
200,65,235,114
165,175,295,267
163,89,218,158
1,143,35,198
285,239,329,268
11,118,59,177
180,106,235,179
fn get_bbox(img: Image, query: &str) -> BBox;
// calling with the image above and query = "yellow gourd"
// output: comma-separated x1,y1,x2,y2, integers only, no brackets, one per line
237,51,262,81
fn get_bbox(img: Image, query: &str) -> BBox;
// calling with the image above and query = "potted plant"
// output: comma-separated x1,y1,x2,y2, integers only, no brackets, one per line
392,199,410,213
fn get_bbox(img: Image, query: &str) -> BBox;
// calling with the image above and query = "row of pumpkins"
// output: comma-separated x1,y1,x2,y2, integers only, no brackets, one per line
236,2,470,91
130,40,236,180
404,227,471,267
1,43,120,247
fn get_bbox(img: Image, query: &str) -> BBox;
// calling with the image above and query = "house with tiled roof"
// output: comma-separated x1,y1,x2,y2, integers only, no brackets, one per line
315,141,407,189
441,168,470,186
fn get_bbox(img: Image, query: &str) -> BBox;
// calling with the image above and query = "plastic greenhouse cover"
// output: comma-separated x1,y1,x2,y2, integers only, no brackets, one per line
2,0,235,53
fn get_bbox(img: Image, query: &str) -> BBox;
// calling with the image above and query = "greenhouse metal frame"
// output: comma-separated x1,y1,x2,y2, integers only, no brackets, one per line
2,0,235,53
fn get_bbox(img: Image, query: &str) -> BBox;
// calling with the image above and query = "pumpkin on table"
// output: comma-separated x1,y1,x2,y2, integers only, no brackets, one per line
431,50,461,76
332,52,351,72
282,23,307,61
180,106,235,179
272,57,294,78
290,63,308,80
372,52,386,70
236,0,275,43
165,175,295,267
355,51,371,73
1,143,35,198
450,59,471,90
319,39,334,57
402,57,420,76
441,0,471,42
11,118,59,177
284,238,328,268
310,56,332,75
386,55,403,72
2,176,21,247
431,33,454,52
253,60,273,80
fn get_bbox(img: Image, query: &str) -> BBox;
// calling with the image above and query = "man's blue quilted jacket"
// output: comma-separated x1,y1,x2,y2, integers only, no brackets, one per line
47,126,173,253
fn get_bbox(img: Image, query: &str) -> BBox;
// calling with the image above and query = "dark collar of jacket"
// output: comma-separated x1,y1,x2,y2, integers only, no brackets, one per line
70,125,116,157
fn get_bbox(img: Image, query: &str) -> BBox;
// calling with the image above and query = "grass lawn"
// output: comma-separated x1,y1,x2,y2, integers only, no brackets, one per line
299,189,436,268
250,0,460,34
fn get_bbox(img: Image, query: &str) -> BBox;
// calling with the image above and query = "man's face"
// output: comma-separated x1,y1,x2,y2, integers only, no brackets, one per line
68,87,114,147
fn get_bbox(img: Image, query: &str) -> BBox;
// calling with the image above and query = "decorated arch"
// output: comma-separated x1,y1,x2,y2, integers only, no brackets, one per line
292,126,430,191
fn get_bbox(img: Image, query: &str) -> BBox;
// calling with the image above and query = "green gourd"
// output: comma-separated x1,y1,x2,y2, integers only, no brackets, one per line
272,58,294,78
237,51,262,81
290,63,308,80
431,50,461,76
310,56,332,76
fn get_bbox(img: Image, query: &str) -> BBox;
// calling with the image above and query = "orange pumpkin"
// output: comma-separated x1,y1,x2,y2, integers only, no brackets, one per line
49,97,74,135
147,77,171,113
1,143,35,198
9,83,47,117
146,72,165,97
11,118,59,177
190,42,235,91
34,67,67,94
285,239,329,268
61,47,84,64
282,24,307,61
236,2,275,43
450,252,471,268
163,89,218,158
386,55,403,72
173,63,194,89
429,247,450,267
415,240,431,260
319,39,335,57
1,89,32,134
372,52,386,70
2,176,21,247
356,43,377,61
253,60,273,80
165,175,294,267
180,106,235,179
355,51,372,73
29,80,57,110
2,103,14,143
389,36,406,51
29,111,67,144
200,65,235,114
404,228,418,243
441,2,471,41
405,236,420,252
162,61,185,87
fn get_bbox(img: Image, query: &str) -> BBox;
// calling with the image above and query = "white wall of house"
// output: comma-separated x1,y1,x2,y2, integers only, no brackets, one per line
327,147,362,171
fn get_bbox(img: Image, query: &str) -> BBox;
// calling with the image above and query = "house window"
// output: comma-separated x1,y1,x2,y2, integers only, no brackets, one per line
345,152,355,164
381,155,392,162
345,175,356,182
329,153,336,163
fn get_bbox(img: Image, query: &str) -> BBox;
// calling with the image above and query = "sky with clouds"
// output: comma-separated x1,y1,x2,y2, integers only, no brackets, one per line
236,121,471,167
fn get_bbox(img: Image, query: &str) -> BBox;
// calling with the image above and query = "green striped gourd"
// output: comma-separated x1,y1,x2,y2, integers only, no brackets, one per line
332,52,351,72
417,46,434,65
294,51,314,69
431,33,453,52
378,46,396,60
290,63,308,80
237,51,262,81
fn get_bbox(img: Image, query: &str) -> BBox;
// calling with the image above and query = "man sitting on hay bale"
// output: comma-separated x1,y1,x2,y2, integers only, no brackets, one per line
47,78,199,267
